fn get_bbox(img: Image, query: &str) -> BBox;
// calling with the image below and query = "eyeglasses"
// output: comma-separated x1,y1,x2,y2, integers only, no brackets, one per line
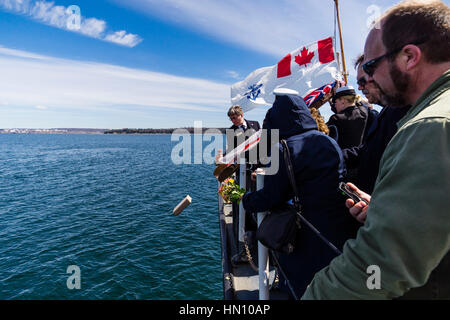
357,77,367,87
362,49,401,77
362,39,427,77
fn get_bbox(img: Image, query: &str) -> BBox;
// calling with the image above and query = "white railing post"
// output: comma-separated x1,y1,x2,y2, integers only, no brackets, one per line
256,168,269,300
238,161,246,243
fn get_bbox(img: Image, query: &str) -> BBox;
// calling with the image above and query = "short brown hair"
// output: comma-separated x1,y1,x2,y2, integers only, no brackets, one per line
354,54,364,69
380,0,450,64
227,105,243,117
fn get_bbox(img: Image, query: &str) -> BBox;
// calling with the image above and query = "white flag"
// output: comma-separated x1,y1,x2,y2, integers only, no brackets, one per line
231,37,340,112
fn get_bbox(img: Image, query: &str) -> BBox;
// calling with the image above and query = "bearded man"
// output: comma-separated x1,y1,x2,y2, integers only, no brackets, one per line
303,0,450,299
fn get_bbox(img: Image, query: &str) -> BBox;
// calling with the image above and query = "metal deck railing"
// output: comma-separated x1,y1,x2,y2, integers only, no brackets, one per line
218,164,277,300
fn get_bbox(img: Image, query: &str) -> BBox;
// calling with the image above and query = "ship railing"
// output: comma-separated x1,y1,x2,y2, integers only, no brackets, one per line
238,163,270,300
255,167,270,300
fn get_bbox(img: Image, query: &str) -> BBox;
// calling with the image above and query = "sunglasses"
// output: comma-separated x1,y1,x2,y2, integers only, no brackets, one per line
362,49,402,77
362,39,427,77
357,77,367,87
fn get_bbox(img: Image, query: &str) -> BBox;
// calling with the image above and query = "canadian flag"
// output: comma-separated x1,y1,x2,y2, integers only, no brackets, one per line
231,37,340,112
277,37,335,78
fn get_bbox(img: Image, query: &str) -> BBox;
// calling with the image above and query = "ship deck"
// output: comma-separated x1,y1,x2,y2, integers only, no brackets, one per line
218,197,289,300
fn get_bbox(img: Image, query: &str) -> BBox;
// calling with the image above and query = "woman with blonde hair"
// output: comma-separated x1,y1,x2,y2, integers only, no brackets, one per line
309,107,329,136
326,86,372,149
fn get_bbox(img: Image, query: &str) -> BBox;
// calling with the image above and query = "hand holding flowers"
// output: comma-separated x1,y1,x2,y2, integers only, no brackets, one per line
218,178,246,204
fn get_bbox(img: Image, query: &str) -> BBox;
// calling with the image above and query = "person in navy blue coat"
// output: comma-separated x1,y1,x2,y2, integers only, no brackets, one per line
343,106,409,194
242,93,360,299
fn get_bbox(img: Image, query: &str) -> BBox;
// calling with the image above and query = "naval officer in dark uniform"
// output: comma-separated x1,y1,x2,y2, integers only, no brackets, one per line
225,105,261,266
327,86,372,150
228,105,261,132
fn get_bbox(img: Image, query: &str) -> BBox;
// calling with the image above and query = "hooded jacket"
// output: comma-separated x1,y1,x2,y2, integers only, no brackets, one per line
242,94,360,298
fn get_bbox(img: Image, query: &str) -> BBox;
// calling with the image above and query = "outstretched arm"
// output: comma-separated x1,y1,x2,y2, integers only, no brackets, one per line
242,146,291,213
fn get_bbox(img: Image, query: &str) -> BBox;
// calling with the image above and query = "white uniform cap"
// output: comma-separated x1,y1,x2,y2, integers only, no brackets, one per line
273,88,299,96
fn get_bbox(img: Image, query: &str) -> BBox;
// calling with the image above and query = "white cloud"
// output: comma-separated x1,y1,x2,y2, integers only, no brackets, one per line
29,0,66,27
0,46,48,60
226,70,240,80
109,0,393,118
114,1,346,54
78,17,107,38
112,0,384,70
105,30,143,48
0,46,229,116
0,0,143,47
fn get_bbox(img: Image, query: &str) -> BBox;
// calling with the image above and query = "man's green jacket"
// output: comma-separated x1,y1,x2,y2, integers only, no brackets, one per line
302,70,450,299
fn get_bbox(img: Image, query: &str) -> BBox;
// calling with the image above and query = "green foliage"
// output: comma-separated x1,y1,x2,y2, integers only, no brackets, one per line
218,178,246,204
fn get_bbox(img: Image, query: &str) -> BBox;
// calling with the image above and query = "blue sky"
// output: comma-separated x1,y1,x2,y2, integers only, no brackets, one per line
0,0,448,129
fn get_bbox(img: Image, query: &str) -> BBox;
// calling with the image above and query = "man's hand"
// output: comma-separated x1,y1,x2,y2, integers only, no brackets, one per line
250,171,257,182
345,182,371,224
216,149,223,164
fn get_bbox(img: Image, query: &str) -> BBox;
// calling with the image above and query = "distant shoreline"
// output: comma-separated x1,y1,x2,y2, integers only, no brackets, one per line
0,128,228,134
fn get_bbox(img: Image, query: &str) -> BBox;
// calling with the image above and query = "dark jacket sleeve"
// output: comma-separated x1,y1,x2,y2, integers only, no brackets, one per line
341,145,363,169
326,106,369,149
326,114,338,127
242,145,292,213
362,108,379,142
342,108,379,169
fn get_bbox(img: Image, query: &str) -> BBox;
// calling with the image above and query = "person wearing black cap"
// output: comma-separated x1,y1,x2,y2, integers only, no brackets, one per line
242,92,360,299
327,86,371,150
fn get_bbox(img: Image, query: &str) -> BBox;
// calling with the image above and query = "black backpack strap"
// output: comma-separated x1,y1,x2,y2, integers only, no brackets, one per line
280,139,342,256
280,139,301,212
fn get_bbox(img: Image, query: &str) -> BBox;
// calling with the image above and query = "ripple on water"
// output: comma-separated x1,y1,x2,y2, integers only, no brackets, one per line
0,134,223,299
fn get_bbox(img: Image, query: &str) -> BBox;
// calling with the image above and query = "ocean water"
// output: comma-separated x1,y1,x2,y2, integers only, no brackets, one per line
0,134,224,299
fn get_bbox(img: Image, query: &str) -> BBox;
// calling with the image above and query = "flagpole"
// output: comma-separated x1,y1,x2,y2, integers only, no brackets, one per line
334,0,348,84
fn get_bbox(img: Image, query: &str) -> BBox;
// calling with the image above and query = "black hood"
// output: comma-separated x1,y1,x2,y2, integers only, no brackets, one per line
263,94,318,139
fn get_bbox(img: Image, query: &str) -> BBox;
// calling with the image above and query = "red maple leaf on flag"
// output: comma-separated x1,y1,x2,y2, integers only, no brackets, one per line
295,47,315,67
